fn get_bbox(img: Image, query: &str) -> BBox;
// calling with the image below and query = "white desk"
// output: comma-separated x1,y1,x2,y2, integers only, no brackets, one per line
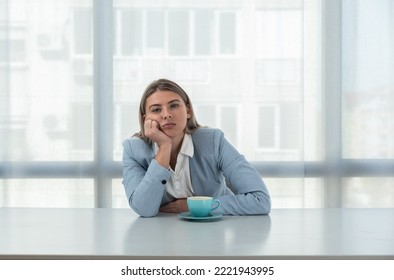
0,208,393,259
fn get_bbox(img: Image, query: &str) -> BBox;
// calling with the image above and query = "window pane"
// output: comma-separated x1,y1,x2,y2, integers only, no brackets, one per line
221,107,238,147
73,9,92,55
113,103,139,161
121,10,143,56
121,103,139,141
194,105,216,128
343,178,394,207
258,106,276,148
0,39,26,62
112,179,129,208
0,179,94,208
219,12,236,54
342,0,394,159
1,0,389,212
194,10,214,55
256,10,302,58
280,103,301,150
70,103,93,151
146,10,164,52
168,10,189,56
0,0,94,161
258,59,299,84
266,178,323,208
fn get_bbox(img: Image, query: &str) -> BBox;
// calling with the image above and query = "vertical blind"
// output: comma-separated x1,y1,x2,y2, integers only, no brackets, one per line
0,0,393,208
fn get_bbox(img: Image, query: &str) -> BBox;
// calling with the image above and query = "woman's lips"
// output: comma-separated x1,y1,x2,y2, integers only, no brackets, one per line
162,123,176,129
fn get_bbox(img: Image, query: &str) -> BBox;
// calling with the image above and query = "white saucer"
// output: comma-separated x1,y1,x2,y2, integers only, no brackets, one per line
178,212,222,221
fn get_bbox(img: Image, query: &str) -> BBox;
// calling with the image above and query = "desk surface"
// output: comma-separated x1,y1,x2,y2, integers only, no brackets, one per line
0,208,393,259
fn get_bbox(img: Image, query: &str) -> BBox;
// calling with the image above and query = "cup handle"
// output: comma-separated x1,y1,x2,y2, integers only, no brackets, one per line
211,199,221,211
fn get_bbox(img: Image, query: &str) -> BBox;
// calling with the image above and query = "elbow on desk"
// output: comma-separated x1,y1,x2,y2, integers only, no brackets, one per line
129,197,159,218
131,204,159,218
254,201,271,215
262,200,271,215
258,193,271,215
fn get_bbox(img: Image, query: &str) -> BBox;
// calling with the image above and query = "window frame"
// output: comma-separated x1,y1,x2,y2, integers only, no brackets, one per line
1,0,393,208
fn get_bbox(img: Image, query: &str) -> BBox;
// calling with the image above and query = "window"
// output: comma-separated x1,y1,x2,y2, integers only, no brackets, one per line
0,26,26,63
194,10,214,55
195,105,239,147
257,103,301,151
168,10,189,56
258,105,277,149
1,0,393,209
120,10,143,56
218,12,236,55
146,10,165,54
73,9,92,55
113,8,237,57
70,103,93,151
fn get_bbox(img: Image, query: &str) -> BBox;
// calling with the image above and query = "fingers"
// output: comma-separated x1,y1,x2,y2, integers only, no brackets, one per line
159,199,188,213
159,203,177,213
144,119,172,145
144,119,159,138
144,119,158,130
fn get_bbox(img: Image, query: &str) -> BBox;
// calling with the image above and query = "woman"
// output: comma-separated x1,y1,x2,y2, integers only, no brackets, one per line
122,79,271,217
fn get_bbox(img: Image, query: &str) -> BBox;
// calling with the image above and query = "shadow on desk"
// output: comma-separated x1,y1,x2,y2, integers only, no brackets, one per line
122,214,272,258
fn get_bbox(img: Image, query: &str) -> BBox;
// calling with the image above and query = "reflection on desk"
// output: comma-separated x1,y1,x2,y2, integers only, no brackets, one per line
124,213,271,257
0,208,393,259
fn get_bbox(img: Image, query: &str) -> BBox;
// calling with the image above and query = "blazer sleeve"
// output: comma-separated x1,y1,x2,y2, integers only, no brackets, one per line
213,130,271,215
122,138,171,217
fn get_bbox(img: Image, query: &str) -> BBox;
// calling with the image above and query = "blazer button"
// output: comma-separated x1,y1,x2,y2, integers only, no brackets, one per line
161,180,166,185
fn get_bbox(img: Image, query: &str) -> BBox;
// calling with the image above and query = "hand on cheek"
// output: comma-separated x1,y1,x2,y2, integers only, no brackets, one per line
144,119,171,146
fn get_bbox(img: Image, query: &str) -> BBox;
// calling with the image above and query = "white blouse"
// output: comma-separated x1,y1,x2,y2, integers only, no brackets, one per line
154,134,194,199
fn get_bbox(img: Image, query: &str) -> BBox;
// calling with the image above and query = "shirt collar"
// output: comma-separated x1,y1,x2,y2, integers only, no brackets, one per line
179,133,194,157
153,133,194,157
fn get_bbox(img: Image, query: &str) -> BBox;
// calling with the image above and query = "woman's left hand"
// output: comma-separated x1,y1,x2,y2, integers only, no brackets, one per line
159,198,188,213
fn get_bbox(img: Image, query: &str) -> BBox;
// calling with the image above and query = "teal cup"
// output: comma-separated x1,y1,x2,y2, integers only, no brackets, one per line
187,196,221,217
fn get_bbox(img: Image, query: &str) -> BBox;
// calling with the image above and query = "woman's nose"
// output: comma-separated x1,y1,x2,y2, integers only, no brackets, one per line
162,109,172,119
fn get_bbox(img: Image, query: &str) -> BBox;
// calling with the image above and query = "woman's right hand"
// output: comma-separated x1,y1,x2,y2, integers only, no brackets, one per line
144,119,172,147
144,119,172,168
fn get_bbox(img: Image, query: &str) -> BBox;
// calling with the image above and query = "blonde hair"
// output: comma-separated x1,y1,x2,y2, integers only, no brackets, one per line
134,79,201,143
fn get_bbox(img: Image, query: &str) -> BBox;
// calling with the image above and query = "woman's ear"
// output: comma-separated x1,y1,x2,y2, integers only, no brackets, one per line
186,105,191,119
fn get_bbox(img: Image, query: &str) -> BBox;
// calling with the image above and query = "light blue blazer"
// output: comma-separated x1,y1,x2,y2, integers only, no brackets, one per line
122,127,271,217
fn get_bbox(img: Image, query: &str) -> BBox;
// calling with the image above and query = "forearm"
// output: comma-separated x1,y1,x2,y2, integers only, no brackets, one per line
213,190,271,216
130,179,166,217
124,159,171,217
154,143,171,169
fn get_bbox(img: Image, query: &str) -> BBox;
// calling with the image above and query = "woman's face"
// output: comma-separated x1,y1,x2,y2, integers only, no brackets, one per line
144,90,191,139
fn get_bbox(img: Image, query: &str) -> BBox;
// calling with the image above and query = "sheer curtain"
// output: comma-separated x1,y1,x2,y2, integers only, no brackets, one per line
341,0,394,207
0,0,393,208
1,0,95,207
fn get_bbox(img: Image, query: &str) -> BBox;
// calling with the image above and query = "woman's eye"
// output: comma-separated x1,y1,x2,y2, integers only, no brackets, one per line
151,108,161,113
170,103,179,109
